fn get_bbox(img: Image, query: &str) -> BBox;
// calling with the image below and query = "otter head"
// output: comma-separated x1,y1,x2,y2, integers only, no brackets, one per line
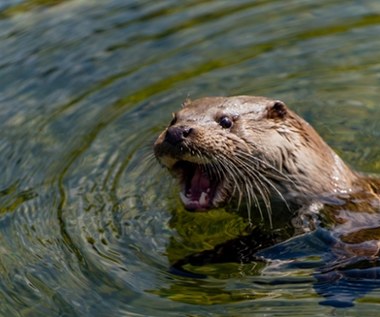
154,96,356,211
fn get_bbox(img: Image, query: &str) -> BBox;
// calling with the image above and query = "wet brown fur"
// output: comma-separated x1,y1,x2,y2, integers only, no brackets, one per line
154,96,380,252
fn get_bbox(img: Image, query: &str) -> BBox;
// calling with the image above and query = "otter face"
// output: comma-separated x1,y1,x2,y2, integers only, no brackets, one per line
154,96,290,211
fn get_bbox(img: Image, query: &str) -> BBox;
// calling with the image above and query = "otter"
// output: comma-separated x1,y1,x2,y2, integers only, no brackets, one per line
154,96,380,242
154,96,380,307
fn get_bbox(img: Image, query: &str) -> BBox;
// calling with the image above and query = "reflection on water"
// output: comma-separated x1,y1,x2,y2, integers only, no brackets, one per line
0,0,379,315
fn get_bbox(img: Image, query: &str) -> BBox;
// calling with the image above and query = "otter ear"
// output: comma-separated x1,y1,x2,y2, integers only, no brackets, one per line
267,100,287,119
182,98,192,108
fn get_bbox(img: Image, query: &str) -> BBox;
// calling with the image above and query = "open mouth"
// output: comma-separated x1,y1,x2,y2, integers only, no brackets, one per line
172,161,221,211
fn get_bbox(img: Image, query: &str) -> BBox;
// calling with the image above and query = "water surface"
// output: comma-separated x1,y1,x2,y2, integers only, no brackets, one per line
0,0,380,316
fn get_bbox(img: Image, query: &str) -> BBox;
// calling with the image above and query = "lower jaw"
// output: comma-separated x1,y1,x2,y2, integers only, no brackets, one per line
184,203,209,211
176,175,227,211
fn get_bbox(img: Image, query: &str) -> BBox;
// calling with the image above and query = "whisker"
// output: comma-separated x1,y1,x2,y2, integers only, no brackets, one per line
230,155,273,225
236,150,296,186
234,150,292,210
216,154,262,224
215,154,244,210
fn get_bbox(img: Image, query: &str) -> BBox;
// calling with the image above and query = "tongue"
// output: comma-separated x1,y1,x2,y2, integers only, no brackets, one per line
180,166,212,210
191,167,210,198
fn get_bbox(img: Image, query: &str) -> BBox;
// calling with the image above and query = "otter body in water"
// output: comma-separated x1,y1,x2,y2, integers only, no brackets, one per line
155,96,379,243
154,96,380,307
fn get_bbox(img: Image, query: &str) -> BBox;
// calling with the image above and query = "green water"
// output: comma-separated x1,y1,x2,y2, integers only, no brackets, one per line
0,0,379,316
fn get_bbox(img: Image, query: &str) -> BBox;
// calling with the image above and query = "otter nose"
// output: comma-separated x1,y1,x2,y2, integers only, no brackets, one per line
165,126,193,145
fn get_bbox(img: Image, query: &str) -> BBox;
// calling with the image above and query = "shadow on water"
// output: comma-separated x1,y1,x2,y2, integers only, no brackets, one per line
164,208,380,308
0,0,379,316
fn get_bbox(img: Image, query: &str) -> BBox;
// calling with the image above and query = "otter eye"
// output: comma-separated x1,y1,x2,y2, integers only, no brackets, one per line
169,113,177,126
219,116,232,129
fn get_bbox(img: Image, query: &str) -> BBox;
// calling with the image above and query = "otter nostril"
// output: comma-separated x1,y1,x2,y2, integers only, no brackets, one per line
165,126,193,145
182,127,193,138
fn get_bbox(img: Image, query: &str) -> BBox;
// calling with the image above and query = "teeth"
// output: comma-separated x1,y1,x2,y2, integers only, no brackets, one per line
180,191,209,207
199,192,208,206
180,192,191,204
206,188,210,193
